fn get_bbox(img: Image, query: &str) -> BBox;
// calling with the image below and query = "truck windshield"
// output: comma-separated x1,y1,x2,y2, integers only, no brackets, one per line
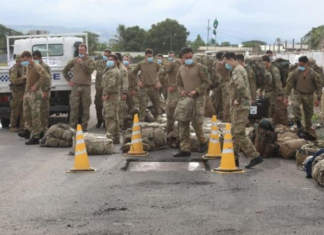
32,44,63,56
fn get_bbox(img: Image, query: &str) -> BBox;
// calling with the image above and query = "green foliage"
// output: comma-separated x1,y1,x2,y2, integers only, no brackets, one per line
242,40,267,47
114,25,148,51
303,25,324,50
0,24,23,54
220,41,231,47
190,34,206,52
83,31,100,55
147,18,189,54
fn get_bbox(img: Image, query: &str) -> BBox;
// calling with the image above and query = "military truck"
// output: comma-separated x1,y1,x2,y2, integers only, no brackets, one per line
0,33,88,127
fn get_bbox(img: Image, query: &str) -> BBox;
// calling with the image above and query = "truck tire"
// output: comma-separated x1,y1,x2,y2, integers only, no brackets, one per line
1,118,10,128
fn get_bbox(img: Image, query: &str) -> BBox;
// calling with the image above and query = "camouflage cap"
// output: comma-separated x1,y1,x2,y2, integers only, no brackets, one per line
15,54,23,61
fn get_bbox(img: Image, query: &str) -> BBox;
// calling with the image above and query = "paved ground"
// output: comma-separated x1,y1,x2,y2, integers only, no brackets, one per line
1,89,324,235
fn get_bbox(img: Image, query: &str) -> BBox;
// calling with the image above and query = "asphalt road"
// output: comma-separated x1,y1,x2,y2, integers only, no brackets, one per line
1,87,324,235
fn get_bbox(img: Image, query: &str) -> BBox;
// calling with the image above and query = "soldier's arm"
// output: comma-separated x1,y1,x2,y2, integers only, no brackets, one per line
121,69,129,94
43,64,52,92
34,65,49,89
233,71,248,103
196,65,211,94
104,72,117,95
62,58,75,81
176,69,185,94
284,71,296,99
132,63,141,82
314,72,323,100
157,63,172,83
273,67,283,94
210,67,221,89
9,67,25,85
82,58,95,75
249,69,257,101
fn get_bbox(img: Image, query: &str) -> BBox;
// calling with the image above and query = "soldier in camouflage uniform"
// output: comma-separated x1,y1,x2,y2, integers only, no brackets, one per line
63,44,95,131
32,50,51,134
95,49,111,128
174,47,210,157
223,52,263,169
9,54,26,132
211,52,224,118
123,55,139,111
18,51,48,145
132,49,162,122
101,54,121,142
237,54,257,103
284,56,322,132
158,53,183,134
260,55,283,119
156,53,168,102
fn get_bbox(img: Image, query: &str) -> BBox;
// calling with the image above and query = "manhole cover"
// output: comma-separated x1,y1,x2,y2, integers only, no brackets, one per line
127,162,205,172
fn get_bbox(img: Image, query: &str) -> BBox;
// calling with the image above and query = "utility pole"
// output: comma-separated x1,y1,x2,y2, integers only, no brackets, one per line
292,39,295,50
207,19,210,50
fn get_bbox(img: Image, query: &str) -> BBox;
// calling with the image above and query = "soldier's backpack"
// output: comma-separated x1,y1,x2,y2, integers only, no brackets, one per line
174,97,194,122
71,133,114,155
312,158,324,186
193,54,215,75
254,119,278,158
245,56,267,88
273,101,289,126
271,58,290,87
40,123,76,147
296,144,320,166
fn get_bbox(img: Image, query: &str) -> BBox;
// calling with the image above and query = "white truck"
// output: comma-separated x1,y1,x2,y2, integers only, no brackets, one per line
0,33,88,127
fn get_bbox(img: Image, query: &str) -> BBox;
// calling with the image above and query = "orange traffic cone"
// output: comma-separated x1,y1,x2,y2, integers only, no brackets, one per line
68,124,96,172
124,114,149,157
212,123,244,174
202,115,222,160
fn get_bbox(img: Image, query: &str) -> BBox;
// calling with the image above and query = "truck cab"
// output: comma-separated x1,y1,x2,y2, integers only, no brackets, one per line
0,33,88,127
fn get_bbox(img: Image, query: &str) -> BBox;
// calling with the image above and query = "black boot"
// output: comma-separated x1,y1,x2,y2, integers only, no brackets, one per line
25,137,40,145
96,120,103,128
296,121,302,130
245,156,264,169
18,129,31,139
235,159,239,167
40,132,44,139
173,151,191,157
198,143,208,153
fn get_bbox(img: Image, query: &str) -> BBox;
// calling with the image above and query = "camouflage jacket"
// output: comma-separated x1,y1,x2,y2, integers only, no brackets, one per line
119,63,129,94
229,64,251,110
101,65,121,96
126,66,139,92
244,65,257,101
262,65,282,95
40,61,52,92
95,60,106,90
158,59,182,87
9,64,25,87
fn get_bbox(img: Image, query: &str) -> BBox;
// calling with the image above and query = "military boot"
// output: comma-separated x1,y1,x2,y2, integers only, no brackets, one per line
25,137,40,145
96,120,103,128
245,156,264,169
198,143,208,153
18,129,31,139
173,151,191,157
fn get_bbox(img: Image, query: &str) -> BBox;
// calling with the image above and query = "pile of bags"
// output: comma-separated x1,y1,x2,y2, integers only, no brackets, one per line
71,133,114,155
40,123,76,147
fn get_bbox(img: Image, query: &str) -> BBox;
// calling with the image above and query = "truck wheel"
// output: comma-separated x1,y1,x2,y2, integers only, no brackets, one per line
1,119,10,128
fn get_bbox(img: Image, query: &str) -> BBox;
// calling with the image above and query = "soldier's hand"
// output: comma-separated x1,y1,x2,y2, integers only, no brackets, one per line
154,82,162,90
121,94,127,101
77,58,83,64
168,87,175,92
68,80,74,87
30,85,37,92
284,98,289,106
137,82,143,88
131,91,137,96
180,91,187,97
258,91,263,98
233,99,239,106
102,95,107,102
251,100,256,105
314,100,320,107
23,75,27,79
42,92,48,100
188,90,197,97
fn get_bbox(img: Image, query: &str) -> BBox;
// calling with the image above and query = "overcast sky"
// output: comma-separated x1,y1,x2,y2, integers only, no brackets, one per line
2,0,324,44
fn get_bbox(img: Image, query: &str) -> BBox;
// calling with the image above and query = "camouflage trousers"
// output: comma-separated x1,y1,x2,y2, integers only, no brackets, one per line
211,86,222,119
94,87,103,122
103,95,120,141
292,91,314,131
231,108,259,160
159,86,168,102
265,92,277,119
126,91,139,111
41,92,51,133
10,89,25,129
23,90,42,138
165,89,180,134
138,86,161,122
221,82,230,122
69,84,92,131
179,95,207,153
119,98,128,129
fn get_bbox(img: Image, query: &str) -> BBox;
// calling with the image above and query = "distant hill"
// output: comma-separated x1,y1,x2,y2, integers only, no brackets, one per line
0,24,23,52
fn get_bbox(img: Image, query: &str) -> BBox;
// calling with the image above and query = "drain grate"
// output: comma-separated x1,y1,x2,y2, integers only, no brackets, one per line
126,162,206,172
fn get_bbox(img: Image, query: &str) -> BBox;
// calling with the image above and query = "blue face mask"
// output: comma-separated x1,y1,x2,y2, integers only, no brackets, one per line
168,57,173,62
34,60,40,64
298,66,306,71
79,54,84,58
225,63,233,71
157,59,162,64
106,61,114,67
21,61,29,66
184,59,193,65
147,57,153,63
102,56,108,61
123,61,129,66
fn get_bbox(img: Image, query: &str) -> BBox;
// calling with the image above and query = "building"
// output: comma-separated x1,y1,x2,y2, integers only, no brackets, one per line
27,30,50,35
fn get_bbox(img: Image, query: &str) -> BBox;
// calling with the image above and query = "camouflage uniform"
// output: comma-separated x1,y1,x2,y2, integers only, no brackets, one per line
285,68,322,131
158,59,182,133
24,62,48,138
63,56,95,131
229,64,259,160
39,61,51,133
9,63,26,130
244,65,257,102
126,66,139,110
261,65,282,118
102,65,121,141
176,62,210,153
132,61,162,122
158,62,168,102
95,60,106,124
211,61,222,117
118,63,129,132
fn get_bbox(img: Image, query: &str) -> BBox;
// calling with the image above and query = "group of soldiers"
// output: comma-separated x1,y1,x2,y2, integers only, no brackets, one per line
8,44,323,169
